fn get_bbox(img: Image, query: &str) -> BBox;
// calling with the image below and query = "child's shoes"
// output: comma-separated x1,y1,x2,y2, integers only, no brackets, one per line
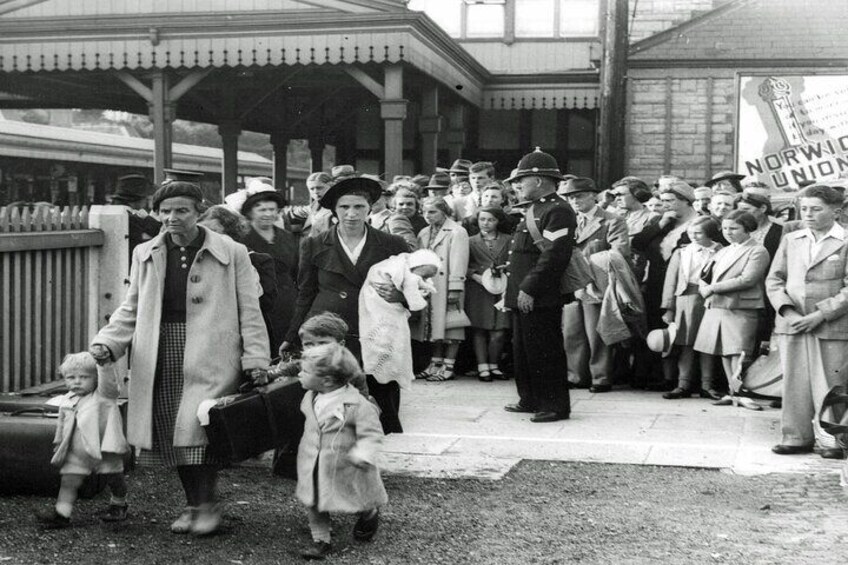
36,508,71,529
170,506,197,534
100,503,128,522
300,540,332,560
352,508,379,541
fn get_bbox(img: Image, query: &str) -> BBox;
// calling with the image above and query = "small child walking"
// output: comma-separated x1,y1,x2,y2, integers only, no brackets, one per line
296,342,387,560
36,352,130,528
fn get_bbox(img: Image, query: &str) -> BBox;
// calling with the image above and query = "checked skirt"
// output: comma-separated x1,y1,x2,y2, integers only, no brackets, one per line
135,323,221,468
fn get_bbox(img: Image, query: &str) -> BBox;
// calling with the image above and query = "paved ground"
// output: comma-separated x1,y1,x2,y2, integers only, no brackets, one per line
381,379,848,480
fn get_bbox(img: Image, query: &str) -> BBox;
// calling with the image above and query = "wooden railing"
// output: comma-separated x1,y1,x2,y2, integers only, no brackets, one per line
0,206,104,392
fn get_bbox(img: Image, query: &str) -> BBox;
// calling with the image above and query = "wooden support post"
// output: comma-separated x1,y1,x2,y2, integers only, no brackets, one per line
381,64,407,180
309,137,325,172
218,120,242,197
445,105,466,162
419,84,442,175
596,0,628,188
271,133,290,191
148,70,174,186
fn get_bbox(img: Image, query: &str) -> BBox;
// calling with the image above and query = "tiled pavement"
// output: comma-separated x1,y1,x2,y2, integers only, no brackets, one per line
380,379,847,480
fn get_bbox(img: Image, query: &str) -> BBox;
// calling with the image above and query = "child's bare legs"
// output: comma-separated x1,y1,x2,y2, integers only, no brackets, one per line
55,473,86,518
487,330,507,376
472,330,488,371
442,341,460,378
722,354,743,394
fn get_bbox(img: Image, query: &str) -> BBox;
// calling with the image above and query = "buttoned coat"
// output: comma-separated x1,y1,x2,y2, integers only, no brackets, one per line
412,218,470,341
505,193,577,309
92,227,270,450
702,239,770,310
287,226,409,343
296,385,388,513
767,229,848,339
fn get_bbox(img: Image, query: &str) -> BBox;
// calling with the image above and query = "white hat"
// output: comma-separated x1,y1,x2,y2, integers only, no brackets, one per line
646,323,678,358
481,269,507,295
407,249,441,271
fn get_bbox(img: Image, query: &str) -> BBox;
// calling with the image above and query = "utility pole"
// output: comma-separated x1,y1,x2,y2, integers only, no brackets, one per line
596,0,629,188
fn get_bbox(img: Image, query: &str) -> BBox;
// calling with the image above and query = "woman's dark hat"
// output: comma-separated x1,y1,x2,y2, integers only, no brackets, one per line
319,175,383,211
152,170,204,211
109,174,151,204
704,170,745,188
560,177,599,196
240,182,286,216
505,148,563,182
424,172,451,196
449,159,472,176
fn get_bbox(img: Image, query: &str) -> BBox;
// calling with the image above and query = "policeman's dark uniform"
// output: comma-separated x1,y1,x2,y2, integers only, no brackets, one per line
504,150,576,421
109,173,162,263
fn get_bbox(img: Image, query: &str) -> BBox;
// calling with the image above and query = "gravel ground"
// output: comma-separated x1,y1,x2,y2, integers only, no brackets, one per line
1,461,847,565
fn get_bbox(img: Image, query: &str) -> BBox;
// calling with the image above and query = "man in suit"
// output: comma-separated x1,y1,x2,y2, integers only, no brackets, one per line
561,177,631,392
108,173,161,264
767,184,848,460
503,148,576,423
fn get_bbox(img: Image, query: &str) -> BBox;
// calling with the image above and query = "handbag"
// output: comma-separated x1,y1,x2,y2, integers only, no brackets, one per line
444,304,471,329
526,201,592,295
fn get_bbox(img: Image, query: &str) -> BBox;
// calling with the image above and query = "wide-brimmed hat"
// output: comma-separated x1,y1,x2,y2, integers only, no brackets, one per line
481,269,507,295
505,148,563,183
319,175,383,211
449,159,472,176
240,182,286,216
646,323,678,358
560,177,599,196
705,171,745,188
109,174,152,204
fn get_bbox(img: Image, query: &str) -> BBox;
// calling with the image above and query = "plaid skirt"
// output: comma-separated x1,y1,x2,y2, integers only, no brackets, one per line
135,323,220,468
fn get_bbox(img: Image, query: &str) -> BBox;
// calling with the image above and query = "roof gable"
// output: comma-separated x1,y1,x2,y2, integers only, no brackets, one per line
630,0,848,62
0,0,405,19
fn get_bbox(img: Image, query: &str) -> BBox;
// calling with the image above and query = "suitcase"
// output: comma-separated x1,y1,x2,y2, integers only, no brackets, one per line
0,380,67,414
0,409,106,498
204,379,305,464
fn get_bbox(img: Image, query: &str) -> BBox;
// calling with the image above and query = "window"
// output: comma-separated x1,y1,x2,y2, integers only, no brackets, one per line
408,0,462,37
515,0,555,37
560,0,599,36
466,2,506,38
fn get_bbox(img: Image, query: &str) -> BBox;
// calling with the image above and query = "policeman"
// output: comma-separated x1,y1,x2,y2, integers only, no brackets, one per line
503,148,576,423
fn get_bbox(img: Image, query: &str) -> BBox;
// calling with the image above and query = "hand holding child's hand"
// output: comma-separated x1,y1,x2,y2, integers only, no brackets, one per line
89,344,113,365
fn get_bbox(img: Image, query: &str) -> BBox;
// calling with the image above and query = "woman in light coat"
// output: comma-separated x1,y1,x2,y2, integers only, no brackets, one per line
412,197,470,381
90,181,270,536
694,210,770,396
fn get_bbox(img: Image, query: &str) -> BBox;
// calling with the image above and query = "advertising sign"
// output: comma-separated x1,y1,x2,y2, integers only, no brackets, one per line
736,74,848,191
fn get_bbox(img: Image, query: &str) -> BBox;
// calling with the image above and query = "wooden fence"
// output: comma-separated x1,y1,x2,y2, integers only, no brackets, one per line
0,205,104,392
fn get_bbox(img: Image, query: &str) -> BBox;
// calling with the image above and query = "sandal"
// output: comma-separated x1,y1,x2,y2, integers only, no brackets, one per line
416,364,442,380
427,366,455,382
478,370,492,382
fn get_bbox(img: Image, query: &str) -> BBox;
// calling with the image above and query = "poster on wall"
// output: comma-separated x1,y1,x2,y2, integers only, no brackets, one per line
736,74,848,191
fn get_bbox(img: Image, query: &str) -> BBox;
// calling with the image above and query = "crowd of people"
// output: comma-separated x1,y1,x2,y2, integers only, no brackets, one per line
33,149,848,559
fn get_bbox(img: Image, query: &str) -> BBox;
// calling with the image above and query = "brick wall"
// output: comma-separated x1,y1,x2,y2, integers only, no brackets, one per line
625,74,735,184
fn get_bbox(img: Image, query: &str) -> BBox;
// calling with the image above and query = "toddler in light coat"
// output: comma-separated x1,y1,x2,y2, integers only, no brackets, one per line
296,343,387,560
36,352,130,528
